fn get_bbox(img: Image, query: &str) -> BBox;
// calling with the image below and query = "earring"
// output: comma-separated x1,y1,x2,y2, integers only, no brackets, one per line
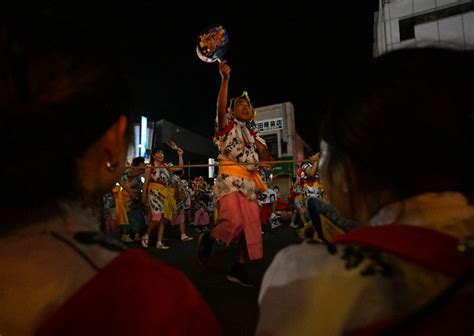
106,161,117,171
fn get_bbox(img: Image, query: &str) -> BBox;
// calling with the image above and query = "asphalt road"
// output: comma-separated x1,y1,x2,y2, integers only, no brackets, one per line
128,222,302,336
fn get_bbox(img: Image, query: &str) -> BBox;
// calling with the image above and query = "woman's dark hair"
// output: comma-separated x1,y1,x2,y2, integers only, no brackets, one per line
307,150,317,158
131,157,145,167
150,146,165,165
0,12,134,212
320,47,474,201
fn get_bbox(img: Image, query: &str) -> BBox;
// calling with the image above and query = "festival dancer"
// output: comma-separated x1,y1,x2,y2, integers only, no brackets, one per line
299,151,324,241
142,146,184,249
197,60,274,286
192,177,211,232
119,156,147,241
170,171,194,242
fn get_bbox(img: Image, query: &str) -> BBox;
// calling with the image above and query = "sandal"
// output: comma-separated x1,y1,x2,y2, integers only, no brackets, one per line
141,234,149,248
156,242,170,250
181,234,194,242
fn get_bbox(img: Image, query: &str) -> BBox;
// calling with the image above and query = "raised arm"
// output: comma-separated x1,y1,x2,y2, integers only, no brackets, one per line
169,148,184,173
217,61,231,130
170,147,184,172
304,153,320,178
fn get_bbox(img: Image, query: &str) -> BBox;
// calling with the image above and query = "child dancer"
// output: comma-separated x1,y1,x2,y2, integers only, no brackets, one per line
142,146,183,249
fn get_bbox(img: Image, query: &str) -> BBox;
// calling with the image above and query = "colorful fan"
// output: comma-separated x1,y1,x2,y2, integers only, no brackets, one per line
196,24,229,63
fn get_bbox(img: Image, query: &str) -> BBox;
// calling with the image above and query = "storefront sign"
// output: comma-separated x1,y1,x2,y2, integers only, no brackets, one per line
256,117,283,132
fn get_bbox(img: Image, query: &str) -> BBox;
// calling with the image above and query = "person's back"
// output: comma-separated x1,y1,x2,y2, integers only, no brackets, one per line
256,47,474,335
0,11,220,335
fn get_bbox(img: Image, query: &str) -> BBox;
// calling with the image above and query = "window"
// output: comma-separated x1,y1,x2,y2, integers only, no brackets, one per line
262,133,279,159
399,2,474,41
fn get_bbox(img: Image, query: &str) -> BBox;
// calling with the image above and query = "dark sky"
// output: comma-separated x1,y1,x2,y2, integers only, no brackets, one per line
7,2,377,148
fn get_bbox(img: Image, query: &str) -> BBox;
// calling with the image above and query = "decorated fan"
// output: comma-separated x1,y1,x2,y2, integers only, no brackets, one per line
196,24,229,63
165,139,178,150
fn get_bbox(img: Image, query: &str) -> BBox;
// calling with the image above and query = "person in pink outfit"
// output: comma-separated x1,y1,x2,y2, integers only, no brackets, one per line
193,185,211,231
197,60,274,286
169,171,194,242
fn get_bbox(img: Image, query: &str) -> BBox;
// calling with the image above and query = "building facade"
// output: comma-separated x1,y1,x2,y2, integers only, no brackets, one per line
127,118,216,180
255,102,311,197
374,0,474,56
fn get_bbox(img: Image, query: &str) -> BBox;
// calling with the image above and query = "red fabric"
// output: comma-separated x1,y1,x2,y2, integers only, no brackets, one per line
213,191,262,260
275,197,290,211
334,225,474,336
214,120,235,137
332,225,472,277
287,190,299,205
36,249,221,336
296,166,303,178
194,208,210,226
260,203,272,225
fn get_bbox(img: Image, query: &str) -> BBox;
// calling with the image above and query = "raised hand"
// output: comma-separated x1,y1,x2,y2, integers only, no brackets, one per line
219,60,231,80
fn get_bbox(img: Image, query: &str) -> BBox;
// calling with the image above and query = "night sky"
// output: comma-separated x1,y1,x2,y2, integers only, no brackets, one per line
5,2,377,148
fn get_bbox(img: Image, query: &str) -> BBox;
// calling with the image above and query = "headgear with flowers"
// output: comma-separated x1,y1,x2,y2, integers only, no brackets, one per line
228,91,256,119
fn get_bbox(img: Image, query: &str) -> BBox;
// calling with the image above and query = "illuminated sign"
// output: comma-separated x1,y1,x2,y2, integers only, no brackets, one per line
256,117,283,132
140,116,148,157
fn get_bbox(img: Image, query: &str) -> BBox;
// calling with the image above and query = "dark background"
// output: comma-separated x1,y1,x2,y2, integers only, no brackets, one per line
4,1,378,149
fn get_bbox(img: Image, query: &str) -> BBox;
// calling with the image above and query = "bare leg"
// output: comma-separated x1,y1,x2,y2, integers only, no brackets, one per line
179,222,186,235
291,209,297,223
142,218,159,248
179,222,193,241
145,220,158,236
157,218,165,242
186,209,192,222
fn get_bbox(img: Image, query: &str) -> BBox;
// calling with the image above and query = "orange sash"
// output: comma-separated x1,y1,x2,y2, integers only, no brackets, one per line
112,186,129,225
148,182,176,220
218,160,267,192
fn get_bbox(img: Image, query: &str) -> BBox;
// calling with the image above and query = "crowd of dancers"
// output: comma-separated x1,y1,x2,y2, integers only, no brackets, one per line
2,11,473,335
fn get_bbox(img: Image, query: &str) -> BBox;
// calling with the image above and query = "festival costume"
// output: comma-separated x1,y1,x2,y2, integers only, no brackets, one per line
194,205,210,226
111,185,129,225
257,192,474,335
147,164,176,221
0,202,220,336
192,184,211,227
300,162,323,202
37,249,221,336
120,167,144,211
120,168,147,235
170,175,190,226
212,102,267,260
259,188,277,225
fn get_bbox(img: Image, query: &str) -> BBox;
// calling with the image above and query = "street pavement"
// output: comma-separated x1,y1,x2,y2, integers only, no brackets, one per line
128,222,302,336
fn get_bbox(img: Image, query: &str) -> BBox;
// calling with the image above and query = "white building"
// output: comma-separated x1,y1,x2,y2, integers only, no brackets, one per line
374,0,474,56
255,102,311,197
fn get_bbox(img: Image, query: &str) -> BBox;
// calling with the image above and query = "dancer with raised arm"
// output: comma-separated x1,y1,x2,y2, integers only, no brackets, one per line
197,60,274,286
